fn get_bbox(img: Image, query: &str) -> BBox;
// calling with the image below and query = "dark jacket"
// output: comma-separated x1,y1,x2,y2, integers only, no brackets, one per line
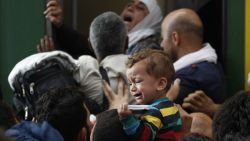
175,61,226,104
5,121,64,141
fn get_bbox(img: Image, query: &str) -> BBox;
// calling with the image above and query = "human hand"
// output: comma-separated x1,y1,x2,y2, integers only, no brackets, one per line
166,79,180,101
182,90,220,117
190,112,213,138
102,76,129,110
117,103,132,118
176,104,192,136
44,0,63,28
37,35,55,52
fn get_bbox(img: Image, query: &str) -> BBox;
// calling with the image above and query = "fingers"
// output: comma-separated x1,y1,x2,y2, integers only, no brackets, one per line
48,36,54,51
176,104,192,135
182,102,199,111
46,0,60,8
44,7,62,17
102,80,114,101
117,103,131,118
44,36,50,51
176,104,188,115
37,35,55,53
44,0,63,27
39,37,45,52
173,78,181,92
44,0,61,15
121,103,128,111
176,104,192,125
117,104,123,114
195,90,208,100
43,35,55,51
183,96,202,109
117,77,125,96
44,8,62,24
166,78,180,101
123,83,129,100
182,91,206,111
117,76,129,97
37,37,44,52
117,104,125,114
37,44,41,52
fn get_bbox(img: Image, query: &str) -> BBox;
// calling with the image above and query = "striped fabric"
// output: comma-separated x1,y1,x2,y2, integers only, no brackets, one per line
121,98,182,141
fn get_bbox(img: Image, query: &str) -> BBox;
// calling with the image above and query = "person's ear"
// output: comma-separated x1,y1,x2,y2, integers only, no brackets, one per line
171,31,180,46
157,77,168,91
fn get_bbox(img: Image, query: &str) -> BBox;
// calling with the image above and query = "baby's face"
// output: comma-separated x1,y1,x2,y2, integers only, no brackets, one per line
126,60,160,105
120,0,149,32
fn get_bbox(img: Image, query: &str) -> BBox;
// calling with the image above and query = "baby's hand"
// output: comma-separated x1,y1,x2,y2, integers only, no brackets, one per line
117,103,132,118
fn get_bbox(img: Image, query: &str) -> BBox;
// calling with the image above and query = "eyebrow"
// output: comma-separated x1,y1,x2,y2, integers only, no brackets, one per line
138,1,147,8
129,0,147,8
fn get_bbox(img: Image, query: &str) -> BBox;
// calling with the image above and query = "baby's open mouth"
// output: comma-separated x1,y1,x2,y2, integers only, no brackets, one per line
133,93,142,98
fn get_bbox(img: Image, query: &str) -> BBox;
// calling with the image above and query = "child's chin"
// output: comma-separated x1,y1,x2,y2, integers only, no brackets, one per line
136,100,145,105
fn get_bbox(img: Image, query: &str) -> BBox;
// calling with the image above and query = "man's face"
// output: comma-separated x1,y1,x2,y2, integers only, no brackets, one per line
161,22,177,62
126,60,161,105
121,0,149,32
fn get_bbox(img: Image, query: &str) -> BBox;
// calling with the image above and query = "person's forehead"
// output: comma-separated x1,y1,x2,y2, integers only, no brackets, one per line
127,60,147,75
130,0,148,8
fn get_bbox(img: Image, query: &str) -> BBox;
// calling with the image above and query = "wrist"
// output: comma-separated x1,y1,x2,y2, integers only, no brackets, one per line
208,103,220,117
120,115,137,127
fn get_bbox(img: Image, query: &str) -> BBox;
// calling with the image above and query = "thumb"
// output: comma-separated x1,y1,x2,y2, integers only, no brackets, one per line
166,78,180,101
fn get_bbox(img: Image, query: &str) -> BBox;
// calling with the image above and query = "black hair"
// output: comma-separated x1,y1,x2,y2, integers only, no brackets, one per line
92,109,129,141
179,133,213,141
0,102,16,130
213,91,250,141
35,88,88,141
222,133,250,141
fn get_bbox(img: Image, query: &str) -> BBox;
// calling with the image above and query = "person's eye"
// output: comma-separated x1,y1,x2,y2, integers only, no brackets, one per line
135,79,143,84
137,6,145,11
126,2,134,8
137,3,147,11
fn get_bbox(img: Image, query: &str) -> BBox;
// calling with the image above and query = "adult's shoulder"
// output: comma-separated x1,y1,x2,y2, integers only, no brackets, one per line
127,33,161,55
176,61,222,78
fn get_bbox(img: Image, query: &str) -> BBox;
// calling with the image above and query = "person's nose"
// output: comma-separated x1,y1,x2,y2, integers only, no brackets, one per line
130,83,137,92
127,4,135,12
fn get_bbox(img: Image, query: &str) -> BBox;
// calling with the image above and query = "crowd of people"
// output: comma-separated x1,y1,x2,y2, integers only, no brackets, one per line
1,0,249,141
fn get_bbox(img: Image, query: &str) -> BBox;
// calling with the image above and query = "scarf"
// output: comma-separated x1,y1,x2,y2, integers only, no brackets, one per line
174,43,217,71
128,0,162,47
